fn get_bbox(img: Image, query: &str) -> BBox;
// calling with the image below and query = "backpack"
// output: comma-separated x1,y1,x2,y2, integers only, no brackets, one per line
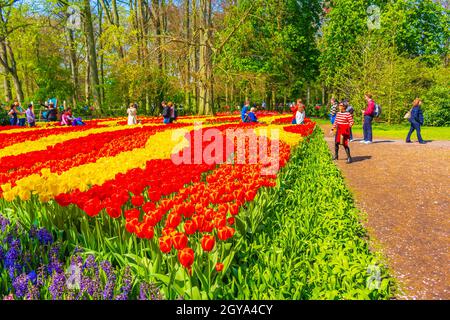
373,103,382,117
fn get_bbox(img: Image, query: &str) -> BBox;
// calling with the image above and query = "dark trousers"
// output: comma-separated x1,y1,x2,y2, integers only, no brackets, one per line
363,116,373,142
406,122,423,143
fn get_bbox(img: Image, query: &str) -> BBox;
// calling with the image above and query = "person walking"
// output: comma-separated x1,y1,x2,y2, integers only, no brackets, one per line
329,98,338,125
26,104,36,127
361,93,375,144
406,98,425,144
127,103,138,125
331,102,354,164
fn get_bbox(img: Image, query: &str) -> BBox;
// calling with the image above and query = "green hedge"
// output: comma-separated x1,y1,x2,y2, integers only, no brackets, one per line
222,128,395,299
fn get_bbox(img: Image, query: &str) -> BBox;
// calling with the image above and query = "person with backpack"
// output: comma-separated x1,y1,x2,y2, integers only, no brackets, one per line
361,93,375,144
331,102,354,164
247,107,258,123
406,98,425,144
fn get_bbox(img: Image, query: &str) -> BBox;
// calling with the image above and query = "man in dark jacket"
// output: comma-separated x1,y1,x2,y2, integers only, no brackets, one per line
406,98,425,144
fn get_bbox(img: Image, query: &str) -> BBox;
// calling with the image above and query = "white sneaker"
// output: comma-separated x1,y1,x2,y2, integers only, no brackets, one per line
349,139,354,142
359,140,366,144
364,141,372,144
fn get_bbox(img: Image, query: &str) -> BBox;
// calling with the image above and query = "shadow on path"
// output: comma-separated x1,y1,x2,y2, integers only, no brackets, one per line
351,155,372,162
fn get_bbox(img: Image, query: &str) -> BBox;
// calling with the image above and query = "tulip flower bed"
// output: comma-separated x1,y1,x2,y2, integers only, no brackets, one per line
0,114,393,300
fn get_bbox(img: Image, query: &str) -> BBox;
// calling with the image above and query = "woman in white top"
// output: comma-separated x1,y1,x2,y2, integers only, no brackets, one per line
127,103,137,125
295,105,306,125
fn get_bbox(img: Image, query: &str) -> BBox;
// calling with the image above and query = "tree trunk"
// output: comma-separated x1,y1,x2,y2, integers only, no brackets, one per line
184,0,191,112
67,29,79,108
0,45,12,102
4,42,24,103
197,0,213,115
83,0,101,109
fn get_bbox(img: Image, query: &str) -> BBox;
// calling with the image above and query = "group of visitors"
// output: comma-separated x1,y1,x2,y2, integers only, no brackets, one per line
8,101,36,127
241,101,259,123
329,93,426,164
162,101,177,124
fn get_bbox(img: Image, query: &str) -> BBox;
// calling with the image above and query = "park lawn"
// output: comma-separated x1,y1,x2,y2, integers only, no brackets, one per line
312,117,450,141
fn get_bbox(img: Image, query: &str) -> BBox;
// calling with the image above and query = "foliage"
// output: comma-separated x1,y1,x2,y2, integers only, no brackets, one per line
220,128,395,299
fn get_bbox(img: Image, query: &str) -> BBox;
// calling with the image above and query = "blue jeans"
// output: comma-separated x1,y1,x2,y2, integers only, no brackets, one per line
163,117,170,124
291,118,296,125
349,127,353,140
10,118,17,126
330,114,336,125
18,118,26,126
406,122,423,143
363,116,373,142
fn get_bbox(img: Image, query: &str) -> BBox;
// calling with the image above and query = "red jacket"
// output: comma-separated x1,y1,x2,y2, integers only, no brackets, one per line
364,99,375,116
290,105,299,121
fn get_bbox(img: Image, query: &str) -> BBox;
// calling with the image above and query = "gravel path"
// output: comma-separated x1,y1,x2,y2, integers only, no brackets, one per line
321,124,450,300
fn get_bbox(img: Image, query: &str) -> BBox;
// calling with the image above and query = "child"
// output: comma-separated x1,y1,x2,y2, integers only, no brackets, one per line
295,105,306,125
331,102,354,164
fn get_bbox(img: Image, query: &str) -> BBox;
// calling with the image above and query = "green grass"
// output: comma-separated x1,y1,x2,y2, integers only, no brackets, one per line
312,117,450,141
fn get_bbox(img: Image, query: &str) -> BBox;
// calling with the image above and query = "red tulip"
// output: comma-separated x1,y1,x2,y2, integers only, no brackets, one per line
124,208,141,221
227,217,235,226
215,263,224,272
131,195,145,207
159,236,173,254
165,213,182,228
218,226,235,241
201,235,215,252
173,232,188,250
184,220,197,235
106,206,122,219
178,247,195,269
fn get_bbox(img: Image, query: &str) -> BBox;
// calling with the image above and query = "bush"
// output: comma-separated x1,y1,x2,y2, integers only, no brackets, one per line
423,86,450,127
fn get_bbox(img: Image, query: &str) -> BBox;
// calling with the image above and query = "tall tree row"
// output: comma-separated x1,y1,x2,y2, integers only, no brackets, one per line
0,0,447,125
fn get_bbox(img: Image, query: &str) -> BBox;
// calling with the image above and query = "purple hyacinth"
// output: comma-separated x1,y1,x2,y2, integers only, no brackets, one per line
36,265,46,288
0,214,10,232
139,282,163,300
5,241,21,278
49,271,66,300
114,267,132,300
48,246,63,274
0,246,4,261
25,284,40,300
37,228,53,245
12,273,30,298
101,261,116,300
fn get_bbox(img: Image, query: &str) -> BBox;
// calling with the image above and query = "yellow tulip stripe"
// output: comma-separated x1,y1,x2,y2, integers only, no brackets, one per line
2,127,194,202
0,123,167,159
1,123,224,202
254,124,304,147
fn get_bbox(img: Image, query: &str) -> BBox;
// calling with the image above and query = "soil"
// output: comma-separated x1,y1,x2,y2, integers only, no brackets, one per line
321,124,450,300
